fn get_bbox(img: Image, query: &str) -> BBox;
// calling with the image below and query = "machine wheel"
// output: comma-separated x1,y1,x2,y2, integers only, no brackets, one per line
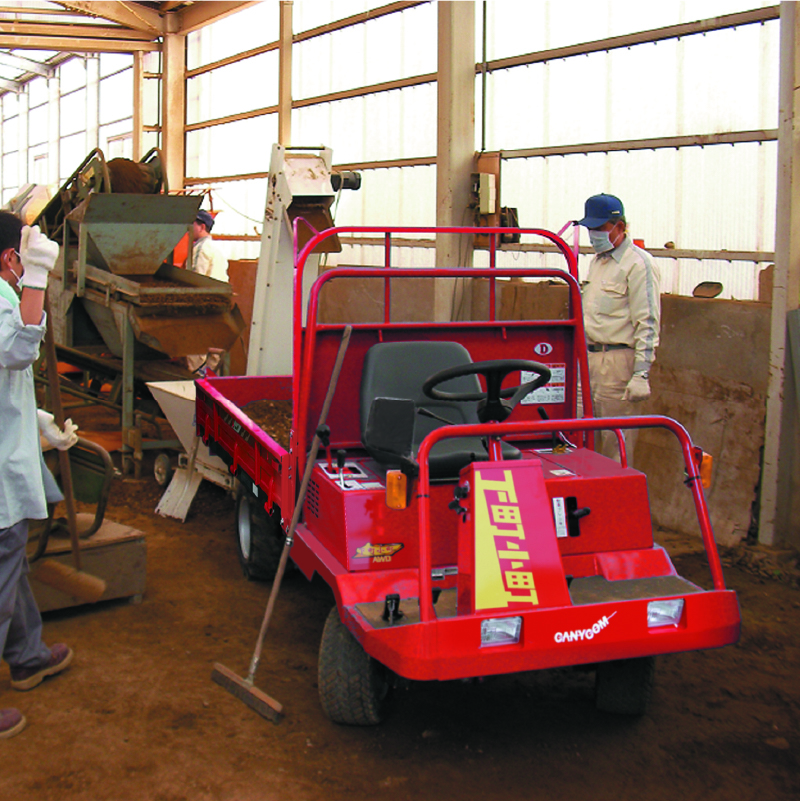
318,606,392,726
153,452,174,487
595,656,656,715
234,486,284,581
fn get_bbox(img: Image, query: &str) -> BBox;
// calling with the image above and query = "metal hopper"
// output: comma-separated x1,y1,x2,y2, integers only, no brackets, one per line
38,148,245,475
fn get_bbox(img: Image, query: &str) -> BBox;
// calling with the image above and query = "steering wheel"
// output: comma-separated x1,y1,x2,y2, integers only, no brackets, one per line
422,359,552,423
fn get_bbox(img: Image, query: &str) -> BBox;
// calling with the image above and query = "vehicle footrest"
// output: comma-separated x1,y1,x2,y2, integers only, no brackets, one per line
569,575,702,605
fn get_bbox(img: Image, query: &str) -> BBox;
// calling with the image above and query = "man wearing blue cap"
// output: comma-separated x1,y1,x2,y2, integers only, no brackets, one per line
577,193,661,463
192,210,227,282
186,210,228,375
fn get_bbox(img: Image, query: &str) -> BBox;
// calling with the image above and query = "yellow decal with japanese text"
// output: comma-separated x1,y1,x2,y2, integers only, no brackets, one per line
474,469,539,610
354,543,404,562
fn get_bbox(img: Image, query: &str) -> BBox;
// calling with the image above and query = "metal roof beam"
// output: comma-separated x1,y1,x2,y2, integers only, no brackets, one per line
0,22,154,41
0,50,54,76
0,34,159,52
173,2,258,35
54,2,162,35
0,74,20,92
0,6,79,17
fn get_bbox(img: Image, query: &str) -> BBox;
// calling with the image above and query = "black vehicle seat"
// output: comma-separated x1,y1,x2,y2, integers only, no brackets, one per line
359,341,521,479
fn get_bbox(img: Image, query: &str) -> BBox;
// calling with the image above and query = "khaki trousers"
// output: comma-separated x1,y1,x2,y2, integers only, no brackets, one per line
587,348,639,465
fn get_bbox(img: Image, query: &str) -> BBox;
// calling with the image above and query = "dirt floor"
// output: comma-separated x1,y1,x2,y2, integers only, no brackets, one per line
1,436,799,800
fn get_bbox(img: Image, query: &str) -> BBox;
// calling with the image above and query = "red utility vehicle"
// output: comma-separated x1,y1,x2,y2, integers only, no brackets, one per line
196,225,741,724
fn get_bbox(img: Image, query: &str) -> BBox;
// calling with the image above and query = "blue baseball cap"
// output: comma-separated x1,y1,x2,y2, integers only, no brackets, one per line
578,194,625,228
196,209,215,231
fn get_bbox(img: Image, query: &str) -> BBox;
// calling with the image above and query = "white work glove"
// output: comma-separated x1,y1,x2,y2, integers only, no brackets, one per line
37,409,79,451
19,225,59,290
623,372,651,403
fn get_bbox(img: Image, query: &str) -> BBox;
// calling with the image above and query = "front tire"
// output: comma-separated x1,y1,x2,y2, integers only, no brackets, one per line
595,656,656,715
234,487,283,581
318,606,392,725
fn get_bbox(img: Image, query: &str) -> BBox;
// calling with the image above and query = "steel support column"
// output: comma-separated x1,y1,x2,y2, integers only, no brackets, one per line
132,51,144,160
435,1,475,321
759,2,800,547
161,31,186,191
279,1,293,146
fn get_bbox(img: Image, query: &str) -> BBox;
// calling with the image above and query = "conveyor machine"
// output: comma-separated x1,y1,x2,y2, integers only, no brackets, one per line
35,148,245,475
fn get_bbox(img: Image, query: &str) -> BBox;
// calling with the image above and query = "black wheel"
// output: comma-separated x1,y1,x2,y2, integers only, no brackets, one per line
234,486,284,581
318,606,392,725
595,656,656,715
154,452,174,487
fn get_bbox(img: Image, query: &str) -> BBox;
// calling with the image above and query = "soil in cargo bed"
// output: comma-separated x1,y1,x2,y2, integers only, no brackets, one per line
242,398,293,449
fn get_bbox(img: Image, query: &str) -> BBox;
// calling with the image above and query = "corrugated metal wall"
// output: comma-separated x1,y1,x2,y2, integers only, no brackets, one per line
0,1,780,302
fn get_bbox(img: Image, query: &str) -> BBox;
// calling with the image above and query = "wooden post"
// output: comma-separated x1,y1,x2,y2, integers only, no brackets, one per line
759,2,800,546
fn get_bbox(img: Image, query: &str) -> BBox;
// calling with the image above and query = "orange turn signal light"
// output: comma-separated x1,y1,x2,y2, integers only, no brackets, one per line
692,447,713,489
699,451,713,489
385,470,408,510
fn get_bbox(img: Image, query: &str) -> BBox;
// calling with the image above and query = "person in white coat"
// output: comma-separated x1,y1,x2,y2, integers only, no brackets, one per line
0,212,73,740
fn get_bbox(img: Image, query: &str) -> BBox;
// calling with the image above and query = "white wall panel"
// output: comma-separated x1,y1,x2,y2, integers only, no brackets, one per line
59,132,87,182
186,114,278,179
59,57,87,94
485,21,778,152
186,3,278,70
486,0,774,59
187,51,279,125
294,3,436,97
293,82,436,164
333,165,436,229
59,89,85,134
98,70,132,127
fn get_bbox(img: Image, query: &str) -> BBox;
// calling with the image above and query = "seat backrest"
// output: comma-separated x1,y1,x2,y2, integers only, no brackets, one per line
359,341,481,464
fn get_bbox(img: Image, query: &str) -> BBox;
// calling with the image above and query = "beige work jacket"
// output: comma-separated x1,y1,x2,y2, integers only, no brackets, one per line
581,237,661,374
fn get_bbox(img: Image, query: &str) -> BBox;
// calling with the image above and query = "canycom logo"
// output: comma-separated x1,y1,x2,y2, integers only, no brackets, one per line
554,611,617,643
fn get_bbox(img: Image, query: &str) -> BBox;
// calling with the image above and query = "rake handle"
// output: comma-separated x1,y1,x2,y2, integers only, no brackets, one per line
246,325,353,683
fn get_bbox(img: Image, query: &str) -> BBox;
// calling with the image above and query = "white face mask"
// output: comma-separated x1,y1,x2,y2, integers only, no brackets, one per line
588,229,614,254
1,250,22,293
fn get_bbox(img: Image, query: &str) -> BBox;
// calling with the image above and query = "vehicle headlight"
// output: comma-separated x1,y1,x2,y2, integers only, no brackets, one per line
647,599,684,628
481,616,522,647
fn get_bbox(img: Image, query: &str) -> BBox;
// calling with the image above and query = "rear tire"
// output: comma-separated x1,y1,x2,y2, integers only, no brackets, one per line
234,487,283,581
318,606,392,725
595,656,656,715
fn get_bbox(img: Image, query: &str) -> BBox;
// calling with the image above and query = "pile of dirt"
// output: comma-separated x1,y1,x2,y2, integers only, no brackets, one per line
241,398,293,449
723,541,800,587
